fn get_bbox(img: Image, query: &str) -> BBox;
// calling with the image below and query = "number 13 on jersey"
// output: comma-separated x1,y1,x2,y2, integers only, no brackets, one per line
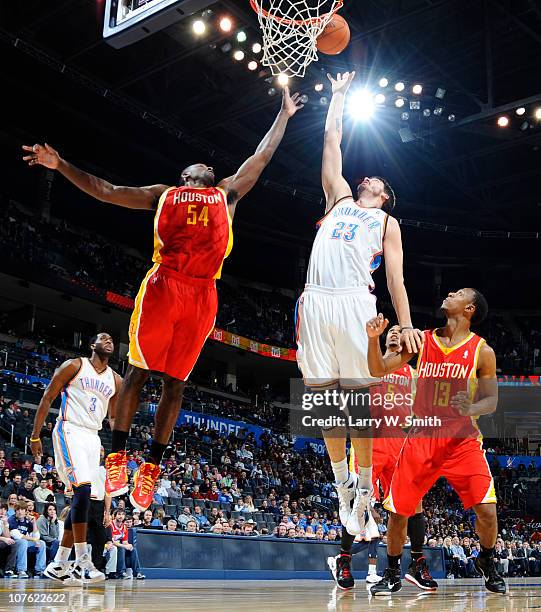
187,205,209,227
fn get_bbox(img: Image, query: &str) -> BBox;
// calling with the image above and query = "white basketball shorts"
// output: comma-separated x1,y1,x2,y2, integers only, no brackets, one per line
53,420,101,491
295,284,378,387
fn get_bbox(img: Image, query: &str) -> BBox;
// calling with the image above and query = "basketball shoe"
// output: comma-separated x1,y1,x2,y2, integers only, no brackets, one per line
370,567,402,596
327,554,355,590
334,473,357,527
345,485,372,535
474,555,506,594
404,557,438,590
69,553,105,584
44,561,82,585
129,462,161,512
105,450,129,497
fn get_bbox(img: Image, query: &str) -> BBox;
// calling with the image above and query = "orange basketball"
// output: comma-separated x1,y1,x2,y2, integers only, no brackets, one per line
316,13,350,55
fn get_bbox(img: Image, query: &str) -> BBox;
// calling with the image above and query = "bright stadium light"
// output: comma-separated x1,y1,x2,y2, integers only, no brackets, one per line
348,90,375,121
423,108,431,117
378,77,389,88
535,107,541,120
374,93,386,104
192,20,206,35
277,73,289,86
515,107,526,116
248,60,258,71
314,82,324,92
401,112,409,121
395,97,405,108
412,84,423,95
252,42,262,53
394,81,405,92
497,115,509,127
233,50,245,61
219,17,232,32
237,31,247,42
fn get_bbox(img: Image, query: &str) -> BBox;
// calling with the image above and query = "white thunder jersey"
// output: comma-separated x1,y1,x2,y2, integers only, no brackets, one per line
297,199,388,384
307,198,388,289
58,357,115,431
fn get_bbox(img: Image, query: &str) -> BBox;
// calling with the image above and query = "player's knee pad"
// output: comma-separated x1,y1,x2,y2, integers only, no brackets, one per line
71,483,92,524
344,387,372,435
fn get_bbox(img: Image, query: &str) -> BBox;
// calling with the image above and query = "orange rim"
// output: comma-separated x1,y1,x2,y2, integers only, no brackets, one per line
250,0,343,26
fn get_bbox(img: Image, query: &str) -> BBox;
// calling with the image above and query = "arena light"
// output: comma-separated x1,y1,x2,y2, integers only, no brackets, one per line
394,81,405,92
236,30,247,42
378,77,389,88
348,90,375,121
410,100,420,110
300,94,309,104
435,87,446,99
401,112,409,121
448,114,456,122
233,50,245,61
535,107,541,120
515,107,526,116
412,84,423,95
423,108,431,117
395,97,405,108
314,82,324,92
497,115,509,127
252,42,262,54
520,121,531,132
219,17,232,32
319,96,329,105
374,93,386,104
192,19,206,35
248,60,258,71
277,73,289,86
220,42,232,53
268,87,276,96
433,106,443,116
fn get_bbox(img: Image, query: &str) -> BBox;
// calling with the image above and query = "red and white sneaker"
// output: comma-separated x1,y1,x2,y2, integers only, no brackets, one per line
129,462,161,512
105,450,129,497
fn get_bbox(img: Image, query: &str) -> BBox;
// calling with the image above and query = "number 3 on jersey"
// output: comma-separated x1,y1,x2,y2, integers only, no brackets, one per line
331,222,359,242
187,204,209,227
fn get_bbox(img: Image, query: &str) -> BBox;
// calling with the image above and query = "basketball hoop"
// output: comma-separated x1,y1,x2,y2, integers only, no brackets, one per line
250,0,344,78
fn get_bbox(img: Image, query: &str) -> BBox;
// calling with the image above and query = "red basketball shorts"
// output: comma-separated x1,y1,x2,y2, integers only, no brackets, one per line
372,435,407,501
383,431,497,517
128,264,217,381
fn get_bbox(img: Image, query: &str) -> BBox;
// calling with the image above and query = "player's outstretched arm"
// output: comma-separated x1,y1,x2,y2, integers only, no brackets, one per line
107,371,123,431
450,343,498,417
366,314,415,376
321,72,355,212
383,217,423,353
219,86,303,218
30,358,81,456
22,143,168,210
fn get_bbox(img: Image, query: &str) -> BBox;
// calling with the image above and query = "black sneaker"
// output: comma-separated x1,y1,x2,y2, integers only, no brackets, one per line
370,567,402,596
327,554,355,590
474,556,506,594
405,557,438,591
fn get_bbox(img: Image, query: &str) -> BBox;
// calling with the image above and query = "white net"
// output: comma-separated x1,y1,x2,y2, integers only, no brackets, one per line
251,0,343,78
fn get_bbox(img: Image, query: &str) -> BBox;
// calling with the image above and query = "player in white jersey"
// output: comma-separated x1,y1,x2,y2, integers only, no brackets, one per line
295,71,422,590
30,333,121,585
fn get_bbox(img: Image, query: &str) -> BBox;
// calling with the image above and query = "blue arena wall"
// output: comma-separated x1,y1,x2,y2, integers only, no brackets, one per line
135,530,446,580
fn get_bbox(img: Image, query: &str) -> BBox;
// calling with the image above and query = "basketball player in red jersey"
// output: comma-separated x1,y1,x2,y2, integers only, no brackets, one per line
23,87,304,511
349,325,437,590
366,289,506,595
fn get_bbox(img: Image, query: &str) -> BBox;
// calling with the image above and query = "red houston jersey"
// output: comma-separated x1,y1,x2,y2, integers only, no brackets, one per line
413,329,485,423
371,363,415,435
152,186,233,279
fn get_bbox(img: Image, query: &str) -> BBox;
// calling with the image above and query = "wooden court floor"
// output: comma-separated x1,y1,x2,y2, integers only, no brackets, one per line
0,578,539,611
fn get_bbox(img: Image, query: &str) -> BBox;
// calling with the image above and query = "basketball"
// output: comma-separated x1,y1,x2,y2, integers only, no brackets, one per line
316,13,350,55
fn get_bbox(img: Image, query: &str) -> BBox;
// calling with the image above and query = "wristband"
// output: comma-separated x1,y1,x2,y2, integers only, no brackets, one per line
30,437,41,443
400,326,413,331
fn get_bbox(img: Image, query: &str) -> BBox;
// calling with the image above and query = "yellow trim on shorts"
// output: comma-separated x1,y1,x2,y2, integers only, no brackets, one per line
128,263,160,370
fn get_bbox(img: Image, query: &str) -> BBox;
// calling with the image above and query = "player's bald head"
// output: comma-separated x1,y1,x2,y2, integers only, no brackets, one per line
179,163,215,187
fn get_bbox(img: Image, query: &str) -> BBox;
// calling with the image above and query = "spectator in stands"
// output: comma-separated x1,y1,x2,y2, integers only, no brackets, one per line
193,506,210,531
274,524,288,538
6,494,19,517
191,485,203,500
32,454,44,475
443,537,456,578
494,542,509,576
0,503,26,579
33,478,54,503
0,468,11,489
20,479,36,502
37,503,59,562
126,454,138,472
165,519,178,532
516,541,531,576
242,520,258,536
132,511,142,527
152,509,165,528
7,500,46,578
110,509,144,580
44,456,55,472
450,536,467,577
152,484,165,506
2,473,24,499
210,522,224,535
178,507,196,530
185,520,198,533
166,480,182,499
25,500,39,522
530,543,541,576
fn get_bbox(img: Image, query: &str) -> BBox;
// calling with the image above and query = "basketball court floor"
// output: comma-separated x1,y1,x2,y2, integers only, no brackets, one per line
0,578,538,611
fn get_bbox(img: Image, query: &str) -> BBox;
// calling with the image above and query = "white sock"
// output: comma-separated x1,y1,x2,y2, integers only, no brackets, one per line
54,546,72,564
358,466,373,490
368,564,377,575
74,543,87,560
331,458,349,484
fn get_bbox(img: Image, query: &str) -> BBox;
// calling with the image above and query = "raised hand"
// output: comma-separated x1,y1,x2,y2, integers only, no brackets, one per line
401,328,424,354
366,314,389,338
281,86,305,117
327,71,355,95
22,143,61,170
